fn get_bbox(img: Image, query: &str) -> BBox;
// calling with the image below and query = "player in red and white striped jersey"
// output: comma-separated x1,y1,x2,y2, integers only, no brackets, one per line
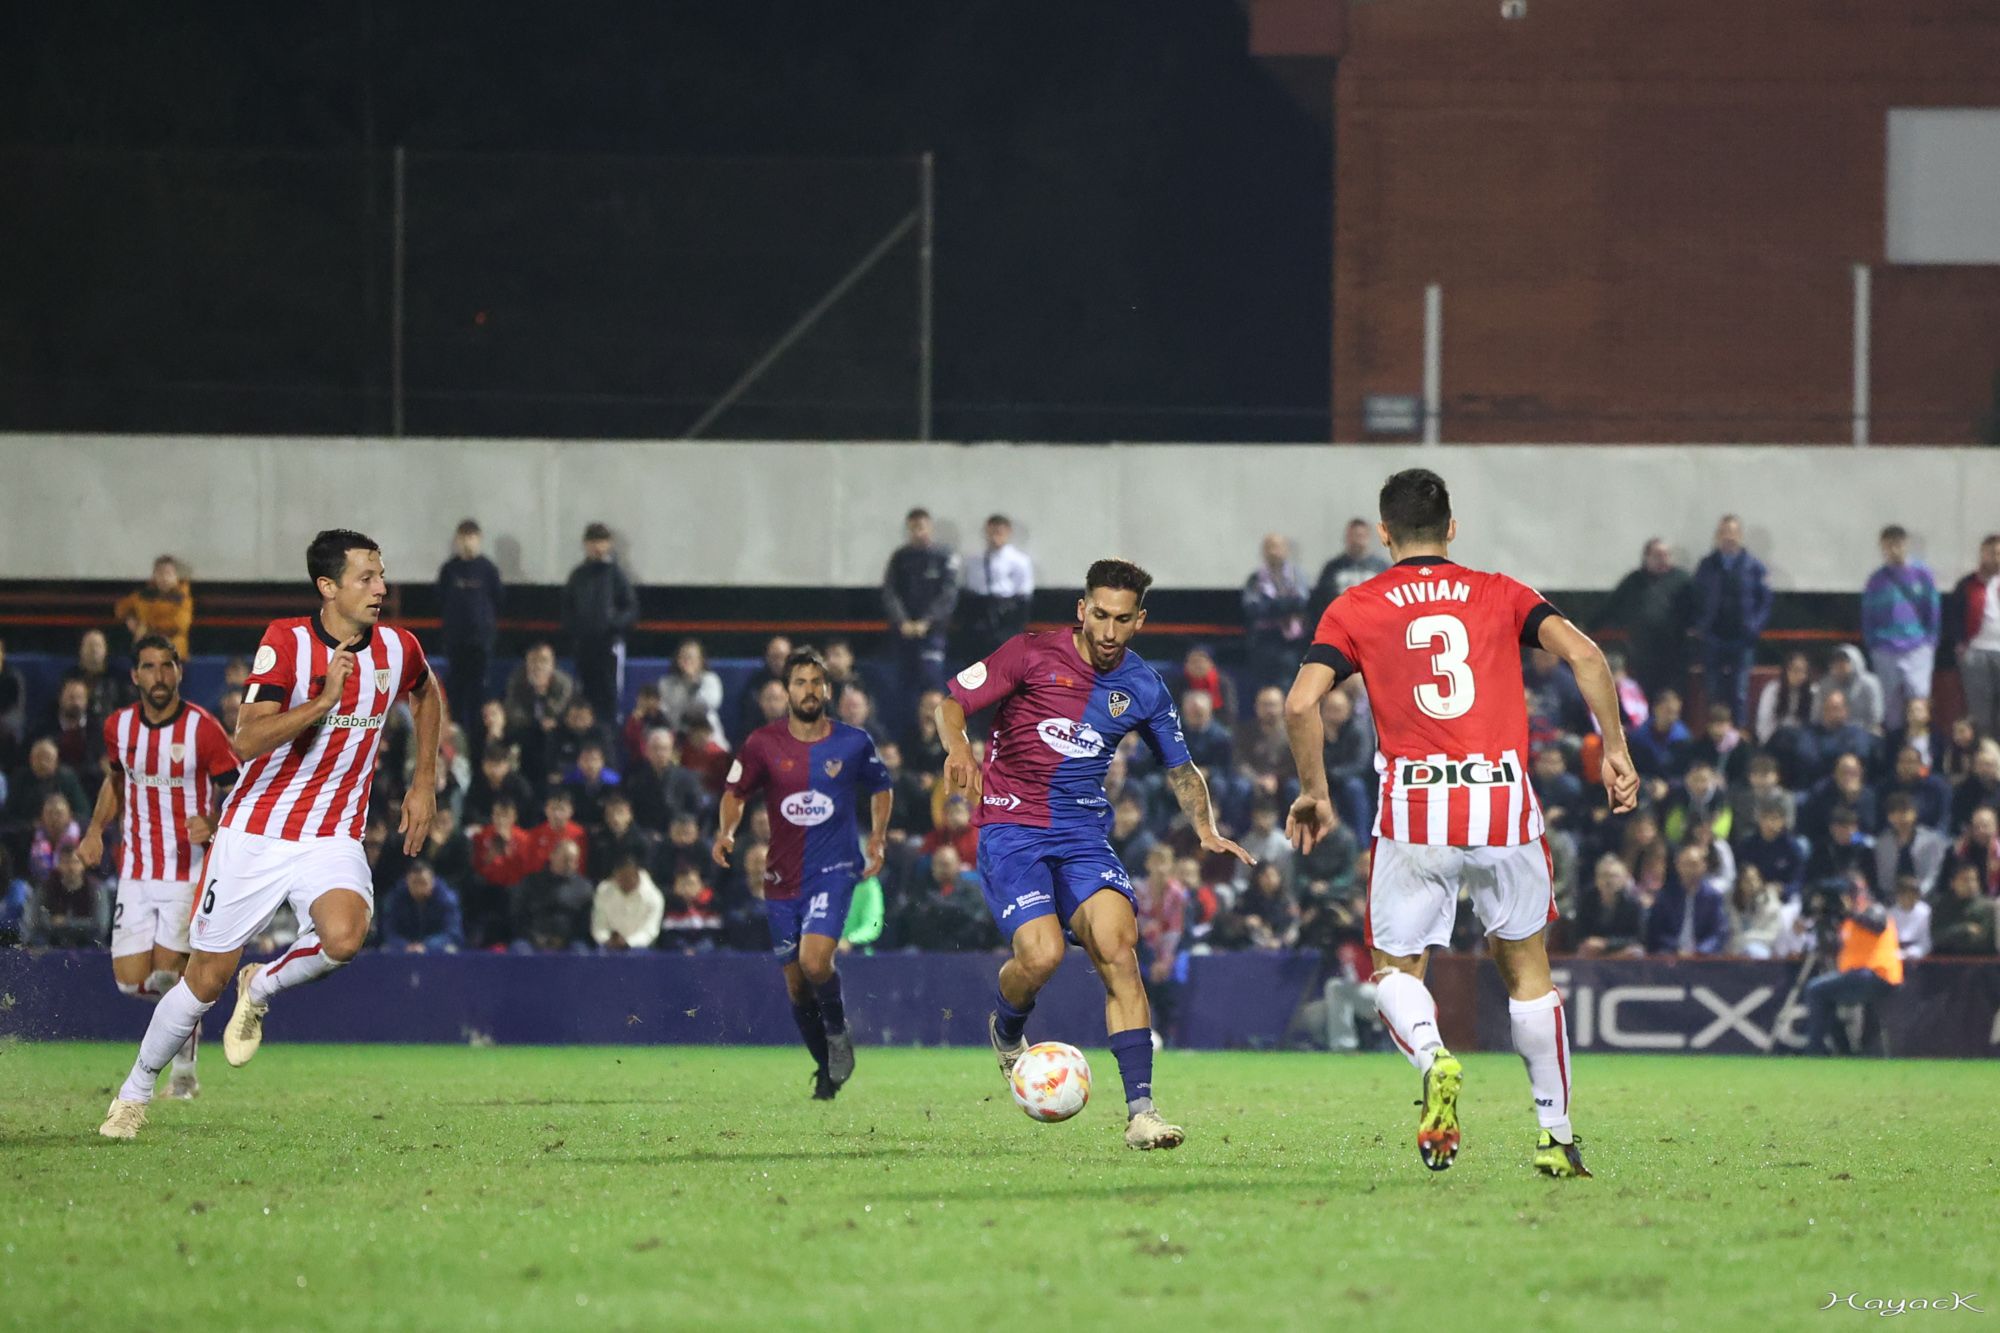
1283,469,1638,1179
101,530,444,1140
77,633,239,1100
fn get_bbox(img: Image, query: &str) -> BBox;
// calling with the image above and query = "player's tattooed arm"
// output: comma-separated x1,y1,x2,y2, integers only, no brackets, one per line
1164,763,1254,865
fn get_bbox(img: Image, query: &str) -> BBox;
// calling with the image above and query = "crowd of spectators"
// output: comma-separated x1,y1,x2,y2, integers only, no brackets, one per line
3,515,1998,979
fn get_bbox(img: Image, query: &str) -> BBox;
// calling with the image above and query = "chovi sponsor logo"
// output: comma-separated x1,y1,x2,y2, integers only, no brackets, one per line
1035,718,1107,759
779,790,837,827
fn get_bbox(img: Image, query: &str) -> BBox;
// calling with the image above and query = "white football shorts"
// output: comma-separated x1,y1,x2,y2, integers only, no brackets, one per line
110,878,196,957
188,826,374,954
1366,836,1555,958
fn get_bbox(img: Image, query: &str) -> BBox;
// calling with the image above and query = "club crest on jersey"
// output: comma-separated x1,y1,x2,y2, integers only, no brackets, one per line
1397,757,1518,787
1107,690,1131,719
374,668,391,691
823,758,842,778
169,742,186,762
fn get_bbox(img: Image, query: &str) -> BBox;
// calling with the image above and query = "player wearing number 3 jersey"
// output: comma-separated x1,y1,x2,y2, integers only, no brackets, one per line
1283,469,1638,1179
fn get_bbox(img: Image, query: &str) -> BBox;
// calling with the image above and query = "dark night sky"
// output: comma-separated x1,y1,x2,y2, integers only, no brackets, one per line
0,2,1331,440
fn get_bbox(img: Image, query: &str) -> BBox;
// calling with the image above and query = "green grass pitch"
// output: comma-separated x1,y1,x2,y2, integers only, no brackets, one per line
2,1042,1992,1332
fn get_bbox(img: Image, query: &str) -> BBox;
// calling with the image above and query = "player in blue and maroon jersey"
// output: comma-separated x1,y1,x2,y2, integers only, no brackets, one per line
937,559,1251,1150
717,648,891,1100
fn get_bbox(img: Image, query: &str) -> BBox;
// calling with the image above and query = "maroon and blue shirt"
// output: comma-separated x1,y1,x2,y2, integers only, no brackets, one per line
726,720,891,901
947,630,1190,833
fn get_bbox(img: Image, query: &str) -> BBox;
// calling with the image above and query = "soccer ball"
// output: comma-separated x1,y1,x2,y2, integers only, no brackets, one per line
1010,1041,1092,1122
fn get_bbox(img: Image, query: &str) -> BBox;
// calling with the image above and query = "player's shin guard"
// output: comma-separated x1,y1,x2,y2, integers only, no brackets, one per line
812,972,847,1035
1108,1028,1155,1116
1374,970,1444,1073
118,981,212,1103
246,933,343,1005
992,990,1033,1045
791,996,830,1072
1508,990,1573,1144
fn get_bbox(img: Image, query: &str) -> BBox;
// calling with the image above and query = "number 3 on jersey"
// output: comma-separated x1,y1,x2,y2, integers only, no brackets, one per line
1406,614,1475,719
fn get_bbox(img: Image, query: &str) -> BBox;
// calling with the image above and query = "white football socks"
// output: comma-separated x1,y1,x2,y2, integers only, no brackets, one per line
1374,969,1444,1073
1509,990,1573,1144
170,1029,199,1077
247,933,345,1004
118,981,212,1103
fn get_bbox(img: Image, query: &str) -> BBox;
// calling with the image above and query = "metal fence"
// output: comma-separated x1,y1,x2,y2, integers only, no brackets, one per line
0,148,932,440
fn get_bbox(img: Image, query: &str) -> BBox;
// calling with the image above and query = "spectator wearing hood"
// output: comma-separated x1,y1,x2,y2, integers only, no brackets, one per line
1811,645,1886,735
1951,740,2000,835
1861,525,1939,724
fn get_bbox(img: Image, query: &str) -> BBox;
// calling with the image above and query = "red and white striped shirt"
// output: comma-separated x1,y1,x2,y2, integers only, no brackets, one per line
104,702,238,882
1308,558,1558,848
220,616,431,842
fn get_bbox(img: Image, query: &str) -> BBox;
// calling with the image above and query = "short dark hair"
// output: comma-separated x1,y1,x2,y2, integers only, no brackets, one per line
1880,524,1907,543
583,521,612,542
455,518,481,537
132,633,178,664
906,507,930,523
1084,558,1154,606
1378,468,1452,545
1884,792,1918,817
986,513,1011,528
1830,804,1860,826
406,859,435,878
307,529,379,588
783,647,828,685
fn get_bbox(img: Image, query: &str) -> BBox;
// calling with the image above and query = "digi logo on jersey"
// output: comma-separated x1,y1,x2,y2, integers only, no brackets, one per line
1035,718,1108,759
779,790,837,826
1395,757,1518,787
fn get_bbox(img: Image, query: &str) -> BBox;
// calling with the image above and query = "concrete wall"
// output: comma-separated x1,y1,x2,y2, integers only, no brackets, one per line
7,434,1995,591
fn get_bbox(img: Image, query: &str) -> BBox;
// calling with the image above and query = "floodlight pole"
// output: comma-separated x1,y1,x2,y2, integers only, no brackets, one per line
1422,282,1443,445
918,151,935,443
1852,263,1871,448
390,145,407,440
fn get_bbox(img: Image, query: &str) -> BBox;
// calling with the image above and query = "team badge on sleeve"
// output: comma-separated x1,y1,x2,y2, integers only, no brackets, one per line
956,661,988,690
252,644,278,675
823,759,843,778
1107,690,1131,719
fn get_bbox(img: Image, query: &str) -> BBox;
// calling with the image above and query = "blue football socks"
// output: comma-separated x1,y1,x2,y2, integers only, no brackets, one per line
791,997,829,1072
993,991,1034,1044
813,972,848,1035
1109,1028,1155,1116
